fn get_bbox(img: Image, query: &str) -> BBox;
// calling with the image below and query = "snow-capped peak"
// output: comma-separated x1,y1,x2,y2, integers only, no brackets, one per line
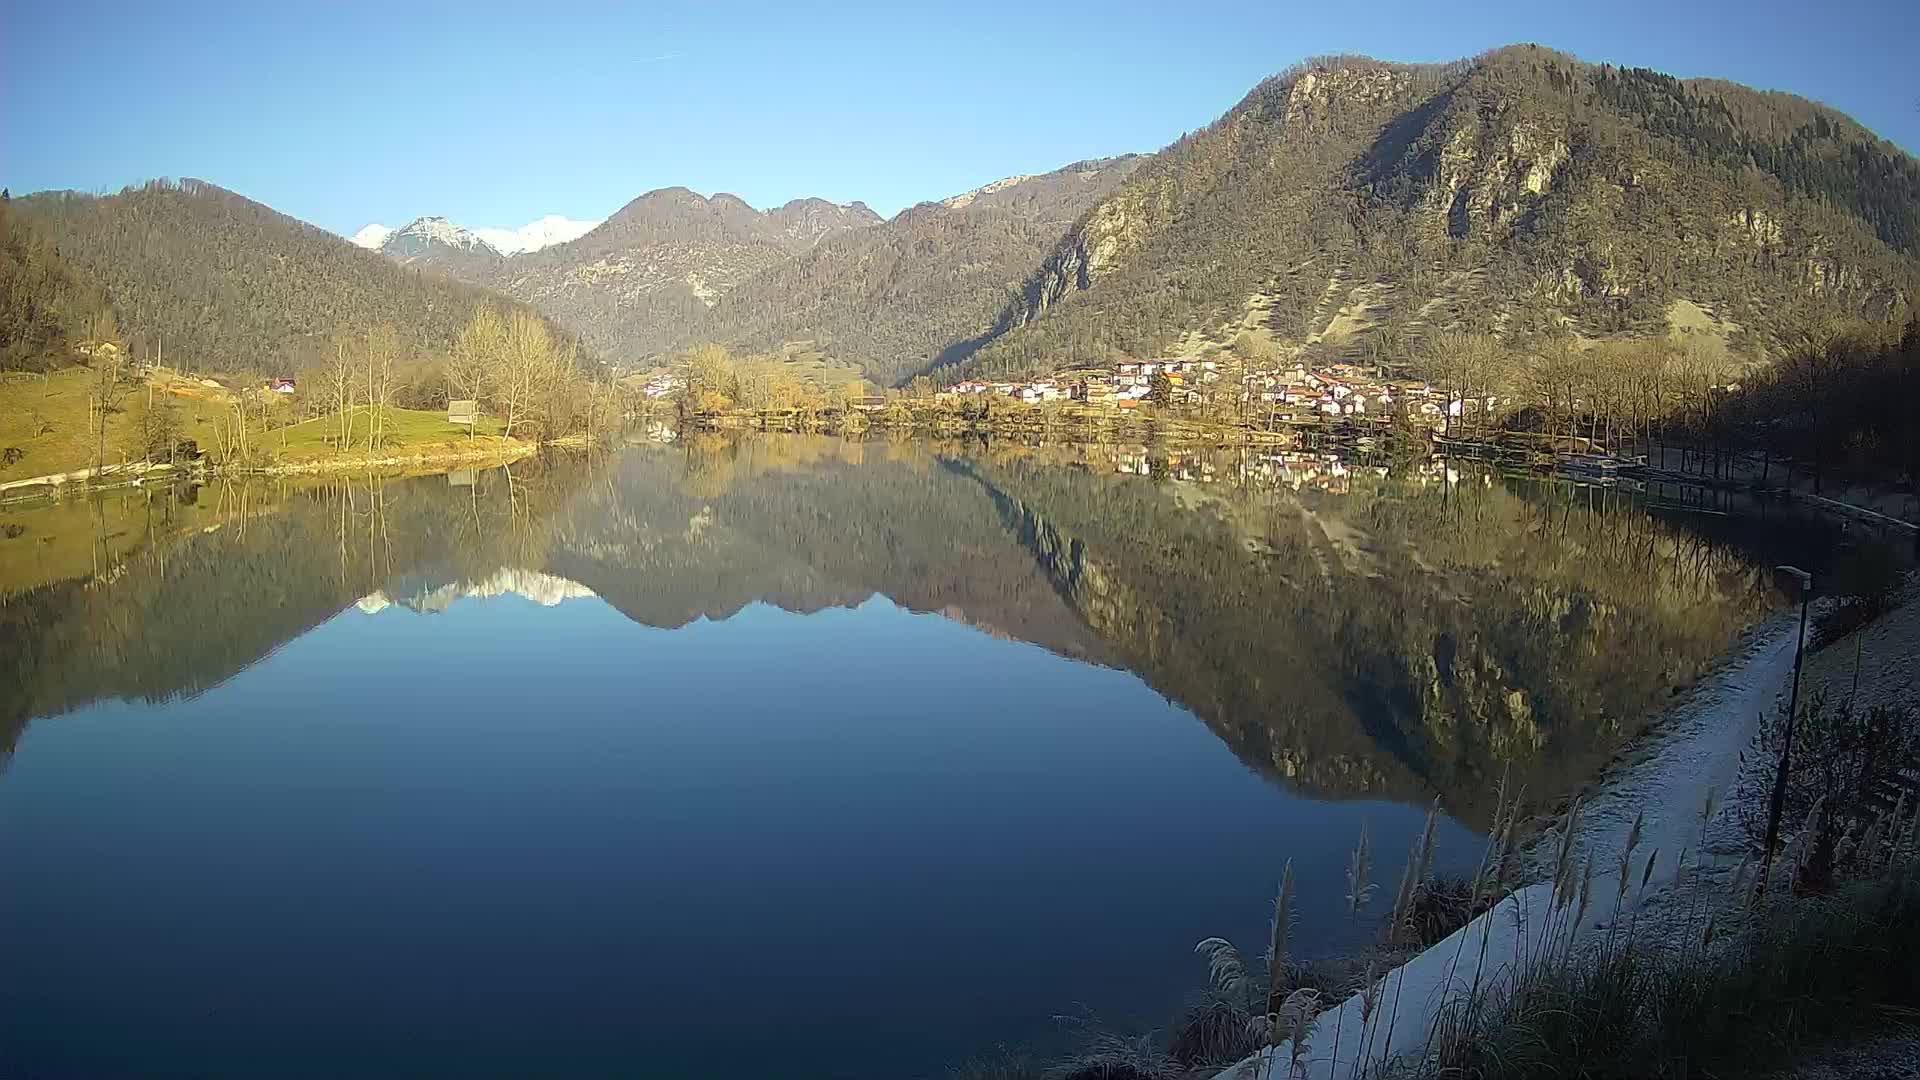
354,568,598,616
350,223,394,250
388,216,501,256
472,215,602,255
348,214,602,257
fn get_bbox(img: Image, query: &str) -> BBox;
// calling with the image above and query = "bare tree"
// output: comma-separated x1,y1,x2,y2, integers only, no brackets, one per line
140,383,182,464
87,345,126,470
323,338,359,450
449,305,504,408
364,325,399,451
494,311,554,439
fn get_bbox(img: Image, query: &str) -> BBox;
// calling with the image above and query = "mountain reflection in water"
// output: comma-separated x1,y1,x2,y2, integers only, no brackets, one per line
0,434,1884,1079
2,435,1843,820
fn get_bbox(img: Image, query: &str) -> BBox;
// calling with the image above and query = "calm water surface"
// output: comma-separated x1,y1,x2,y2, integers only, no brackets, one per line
0,436,1881,1078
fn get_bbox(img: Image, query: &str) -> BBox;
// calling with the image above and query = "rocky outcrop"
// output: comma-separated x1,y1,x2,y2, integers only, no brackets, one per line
1425,117,1571,239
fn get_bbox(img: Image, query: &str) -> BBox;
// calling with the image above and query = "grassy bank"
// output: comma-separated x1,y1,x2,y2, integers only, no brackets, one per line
1408,860,1920,1079
253,405,508,463
0,367,228,484
0,368,536,488
227,406,532,475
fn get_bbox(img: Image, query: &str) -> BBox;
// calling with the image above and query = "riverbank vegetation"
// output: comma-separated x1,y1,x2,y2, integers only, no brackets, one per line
1410,807,1918,1079
0,302,635,486
1413,671,1920,1080
662,309,1918,502
1664,317,1920,499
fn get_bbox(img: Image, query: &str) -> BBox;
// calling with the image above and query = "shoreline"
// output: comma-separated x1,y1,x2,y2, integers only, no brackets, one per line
0,439,556,504
1520,611,1801,870
1215,574,1919,1079
1215,611,1809,1079
223,439,541,477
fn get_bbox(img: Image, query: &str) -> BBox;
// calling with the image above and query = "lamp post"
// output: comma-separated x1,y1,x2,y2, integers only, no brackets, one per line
1757,564,1813,896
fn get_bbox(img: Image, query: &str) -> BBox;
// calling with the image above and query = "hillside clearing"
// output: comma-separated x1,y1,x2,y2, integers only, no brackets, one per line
0,368,228,485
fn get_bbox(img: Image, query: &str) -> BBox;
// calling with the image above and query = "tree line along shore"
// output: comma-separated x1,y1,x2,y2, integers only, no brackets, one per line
4,306,1915,524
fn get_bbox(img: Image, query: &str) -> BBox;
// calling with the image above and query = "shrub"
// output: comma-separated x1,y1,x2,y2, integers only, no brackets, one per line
1399,874,1489,947
1166,1000,1258,1071
1738,694,1920,865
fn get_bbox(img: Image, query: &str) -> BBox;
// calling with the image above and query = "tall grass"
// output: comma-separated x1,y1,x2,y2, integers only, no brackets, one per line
1412,737,1920,1080
1416,854,1920,1079
1183,785,1524,1079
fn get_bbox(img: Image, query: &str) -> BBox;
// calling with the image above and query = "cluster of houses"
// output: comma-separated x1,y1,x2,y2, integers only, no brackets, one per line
942,361,1230,405
943,357,1502,427
620,353,1509,427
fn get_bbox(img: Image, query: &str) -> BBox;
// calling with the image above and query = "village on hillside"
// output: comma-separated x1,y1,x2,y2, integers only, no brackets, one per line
634,350,1504,430
942,356,1499,428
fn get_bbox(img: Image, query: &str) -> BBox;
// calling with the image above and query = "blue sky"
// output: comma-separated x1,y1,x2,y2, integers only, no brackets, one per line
3,0,1915,236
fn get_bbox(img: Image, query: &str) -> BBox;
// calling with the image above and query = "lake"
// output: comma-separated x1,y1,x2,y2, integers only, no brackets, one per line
0,434,1881,1079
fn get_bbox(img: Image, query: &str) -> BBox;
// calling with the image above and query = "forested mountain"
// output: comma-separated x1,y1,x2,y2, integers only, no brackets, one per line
463,188,883,360
682,157,1143,385
11,180,577,375
30,46,1912,390
954,47,1920,379
0,194,111,371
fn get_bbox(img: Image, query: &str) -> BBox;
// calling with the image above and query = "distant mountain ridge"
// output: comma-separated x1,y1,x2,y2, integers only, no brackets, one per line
374,189,884,361
351,214,601,257
356,161,1144,378
321,46,1920,385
